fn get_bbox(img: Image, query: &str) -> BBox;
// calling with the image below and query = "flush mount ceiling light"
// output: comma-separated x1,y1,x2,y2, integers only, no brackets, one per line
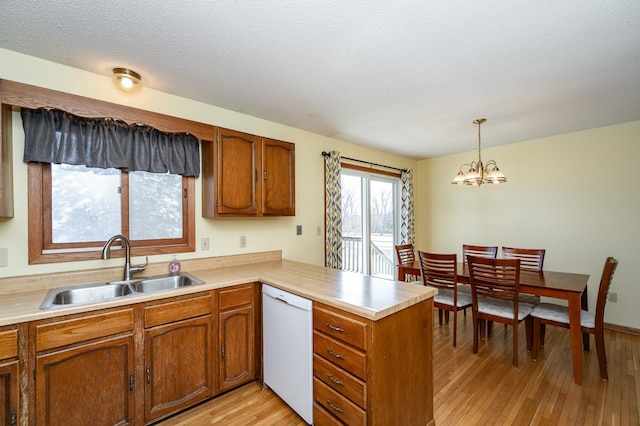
451,118,507,186
112,67,142,93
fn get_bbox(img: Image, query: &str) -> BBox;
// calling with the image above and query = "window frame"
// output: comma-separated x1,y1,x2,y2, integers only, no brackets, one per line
28,162,196,265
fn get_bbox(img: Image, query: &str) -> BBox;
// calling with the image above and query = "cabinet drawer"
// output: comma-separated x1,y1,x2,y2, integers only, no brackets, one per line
313,402,343,426
218,284,253,310
314,377,366,426
36,308,134,352
0,329,18,361
314,306,367,351
145,294,212,328
314,354,366,409
314,331,366,380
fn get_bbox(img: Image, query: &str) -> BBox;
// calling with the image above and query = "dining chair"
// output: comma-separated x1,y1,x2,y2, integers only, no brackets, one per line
531,257,619,380
502,246,546,307
460,245,498,317
467,256,533,367
418,251,472,347
395,244,417,281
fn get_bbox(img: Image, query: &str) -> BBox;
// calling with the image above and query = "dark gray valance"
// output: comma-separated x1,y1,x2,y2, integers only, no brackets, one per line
21,108,200,177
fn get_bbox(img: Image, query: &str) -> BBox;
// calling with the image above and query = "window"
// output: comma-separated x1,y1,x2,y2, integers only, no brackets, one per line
341,167,400,279
28,162,195,264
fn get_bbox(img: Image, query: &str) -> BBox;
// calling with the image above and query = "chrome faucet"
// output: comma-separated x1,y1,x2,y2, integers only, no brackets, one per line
102,234,148,281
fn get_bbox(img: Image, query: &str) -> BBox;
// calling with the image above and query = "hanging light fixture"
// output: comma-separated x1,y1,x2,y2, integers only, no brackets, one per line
112,67,142,93
451,118,506,186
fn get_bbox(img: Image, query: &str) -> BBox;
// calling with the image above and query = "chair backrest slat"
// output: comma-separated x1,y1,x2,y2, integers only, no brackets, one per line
395,244,415,265
463,244,498,264
502,246,545,271
468,256,521,303
418,251,457,291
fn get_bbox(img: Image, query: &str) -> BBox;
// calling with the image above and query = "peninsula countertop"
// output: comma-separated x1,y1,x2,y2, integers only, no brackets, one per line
0,253,436,326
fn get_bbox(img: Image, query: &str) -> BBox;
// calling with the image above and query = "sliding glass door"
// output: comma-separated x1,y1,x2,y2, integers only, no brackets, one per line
341,170,399,279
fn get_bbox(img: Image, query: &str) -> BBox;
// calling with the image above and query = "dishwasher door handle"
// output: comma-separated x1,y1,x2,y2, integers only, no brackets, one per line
274,296,289,304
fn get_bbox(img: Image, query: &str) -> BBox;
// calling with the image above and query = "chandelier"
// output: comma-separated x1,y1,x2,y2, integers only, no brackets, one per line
452,118,506,186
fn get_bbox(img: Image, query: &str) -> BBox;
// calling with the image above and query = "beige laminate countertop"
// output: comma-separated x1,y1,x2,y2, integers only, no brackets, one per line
0,255,436,326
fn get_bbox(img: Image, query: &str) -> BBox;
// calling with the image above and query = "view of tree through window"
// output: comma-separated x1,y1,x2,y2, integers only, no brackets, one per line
51,164,183,244
341,171,397,279
51,164,121,243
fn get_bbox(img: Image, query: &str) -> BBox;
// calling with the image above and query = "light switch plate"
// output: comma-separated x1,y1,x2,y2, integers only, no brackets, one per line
0,248,7,267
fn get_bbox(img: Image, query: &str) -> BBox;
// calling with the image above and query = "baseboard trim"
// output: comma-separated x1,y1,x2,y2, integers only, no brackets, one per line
605,322,640,336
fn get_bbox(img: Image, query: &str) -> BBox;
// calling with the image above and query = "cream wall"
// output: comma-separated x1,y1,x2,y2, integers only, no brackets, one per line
415,121,640,328
0,48,416,279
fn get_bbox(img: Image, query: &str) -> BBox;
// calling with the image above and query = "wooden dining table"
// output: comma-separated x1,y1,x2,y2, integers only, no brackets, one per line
398,261,591,385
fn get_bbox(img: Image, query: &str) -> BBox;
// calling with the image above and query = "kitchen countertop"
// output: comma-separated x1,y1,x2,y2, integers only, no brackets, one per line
0,252,436,326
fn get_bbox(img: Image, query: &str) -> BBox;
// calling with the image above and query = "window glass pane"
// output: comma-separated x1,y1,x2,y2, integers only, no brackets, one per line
129,171,183,240
370,179,395,279
341,174,363,273
51,164,121,243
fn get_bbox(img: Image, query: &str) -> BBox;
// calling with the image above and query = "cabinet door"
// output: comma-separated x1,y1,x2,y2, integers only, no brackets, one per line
262,138,295,216
144,315,212,423
218,305,255,392
215,127,261,216
36,334,135,426
0,361,18,426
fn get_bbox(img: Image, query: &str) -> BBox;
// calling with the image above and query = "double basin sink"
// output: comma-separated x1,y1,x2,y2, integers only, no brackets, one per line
40,272,204,309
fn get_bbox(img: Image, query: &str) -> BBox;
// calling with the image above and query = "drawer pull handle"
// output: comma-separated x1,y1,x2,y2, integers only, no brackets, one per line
327,349,344,359
326,322,344,332
327,399,344,413
327,373,344,386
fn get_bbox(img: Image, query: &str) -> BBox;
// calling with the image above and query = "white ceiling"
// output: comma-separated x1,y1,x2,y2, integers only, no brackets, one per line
1,1,639,160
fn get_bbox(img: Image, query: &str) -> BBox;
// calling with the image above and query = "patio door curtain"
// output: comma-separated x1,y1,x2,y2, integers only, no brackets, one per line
400,168,415,245
324,151,342,269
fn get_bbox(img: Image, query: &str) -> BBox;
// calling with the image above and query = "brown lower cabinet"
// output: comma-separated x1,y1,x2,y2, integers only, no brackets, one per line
313,299,434,425
33,309,136,426
143,294,214,424
25,284,258,425
0,326,19,426
217,284,256,392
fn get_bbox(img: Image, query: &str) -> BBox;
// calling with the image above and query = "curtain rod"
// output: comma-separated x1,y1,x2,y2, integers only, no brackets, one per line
321,151,408,173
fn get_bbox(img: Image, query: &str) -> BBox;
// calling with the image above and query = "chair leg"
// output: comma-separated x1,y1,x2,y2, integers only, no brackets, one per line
525,317,533,352
594,331,608,380
512,320,519,367
444,310,450,324
453,309,457,348
438,309,443,326
472,315,479,355
532,317,541,360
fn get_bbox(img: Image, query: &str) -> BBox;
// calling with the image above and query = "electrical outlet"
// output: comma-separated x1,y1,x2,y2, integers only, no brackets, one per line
608,292,617,303
0,248,7,267
240,235,246,248
201,237,209,251
316,226,321,236
296,225,302,235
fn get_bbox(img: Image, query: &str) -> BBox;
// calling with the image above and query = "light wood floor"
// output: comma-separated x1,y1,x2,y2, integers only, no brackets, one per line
159,312,640,425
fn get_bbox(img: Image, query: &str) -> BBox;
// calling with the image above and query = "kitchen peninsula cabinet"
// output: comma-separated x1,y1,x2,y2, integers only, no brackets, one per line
217,283,256,392
313,300,434,426
0,327,18,426
202,127,295,217
32,308,135,425
143,293,214,424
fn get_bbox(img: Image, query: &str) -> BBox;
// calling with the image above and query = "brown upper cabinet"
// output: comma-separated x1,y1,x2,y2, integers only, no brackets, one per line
202,127,295,217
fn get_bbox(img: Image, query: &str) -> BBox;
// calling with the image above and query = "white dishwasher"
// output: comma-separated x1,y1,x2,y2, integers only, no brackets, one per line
262,284,313,424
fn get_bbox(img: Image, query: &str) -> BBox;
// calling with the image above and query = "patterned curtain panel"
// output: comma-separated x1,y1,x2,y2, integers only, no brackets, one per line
324,151,343,269
400,168,415,245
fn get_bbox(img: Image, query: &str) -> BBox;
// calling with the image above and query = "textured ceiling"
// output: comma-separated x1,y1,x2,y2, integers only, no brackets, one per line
1,1,639,159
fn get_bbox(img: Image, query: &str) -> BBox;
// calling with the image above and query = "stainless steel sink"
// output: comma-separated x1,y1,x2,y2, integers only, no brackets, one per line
41,282,134,308
40,272,204,309
128,273,204,293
